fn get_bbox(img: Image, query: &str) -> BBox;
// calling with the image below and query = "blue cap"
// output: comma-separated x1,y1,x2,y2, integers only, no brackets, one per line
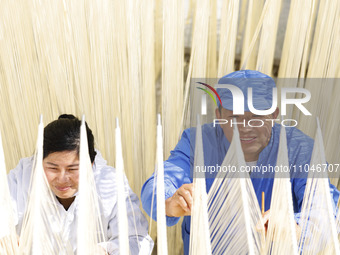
216,70,276,112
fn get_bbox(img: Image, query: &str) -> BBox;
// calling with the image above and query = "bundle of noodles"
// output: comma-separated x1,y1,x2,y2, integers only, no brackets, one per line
217,0,239,76
181,0,209,131
19,117,73,254
278,0,317,78
298,119,339,255
162,0,184,145
208,120,264,254
155,115,168,255
297,0,340,137
189,116,211,255
335,201,340,239
77,116,106,255
0,131,18,254
256,0,283,75
240,0,271,70
114,118,130,255
241,0,264,70
264,125,298,255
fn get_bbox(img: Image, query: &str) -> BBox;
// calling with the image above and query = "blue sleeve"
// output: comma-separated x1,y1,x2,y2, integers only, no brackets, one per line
292,180,340,224
141,129,192,227
286,128,340,222
330,183,340,208
295,182,340,252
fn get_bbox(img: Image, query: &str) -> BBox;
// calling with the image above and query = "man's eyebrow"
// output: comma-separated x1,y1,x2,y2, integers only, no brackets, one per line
67,164,79,167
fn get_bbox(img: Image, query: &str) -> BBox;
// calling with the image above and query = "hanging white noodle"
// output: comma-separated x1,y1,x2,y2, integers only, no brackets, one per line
114,118,130,255
298,118,340,255
241,0,264,70
217,0,239,76
256,0,283,75
155,114,168,255
240,0,271,70
77,115,106,255
181,0,210,132
208,119,264,254
189,115,211,255
278,0,317,78
19,116,73,255
264,125,298,255
0,129,18,254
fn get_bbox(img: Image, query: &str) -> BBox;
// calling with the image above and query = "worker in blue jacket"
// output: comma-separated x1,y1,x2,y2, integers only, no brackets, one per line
141,70,339,255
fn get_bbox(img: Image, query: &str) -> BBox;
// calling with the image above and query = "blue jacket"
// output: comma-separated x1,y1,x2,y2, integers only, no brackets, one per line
141,123,339,255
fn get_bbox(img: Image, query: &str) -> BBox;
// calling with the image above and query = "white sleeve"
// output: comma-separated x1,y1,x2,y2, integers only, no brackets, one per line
99,175,154,255
7,162,21,233
7,163,21,228
7,158,32,235
0,165,18,238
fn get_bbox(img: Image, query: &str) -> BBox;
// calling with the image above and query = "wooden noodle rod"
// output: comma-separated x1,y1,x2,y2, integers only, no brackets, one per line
261,192,265,215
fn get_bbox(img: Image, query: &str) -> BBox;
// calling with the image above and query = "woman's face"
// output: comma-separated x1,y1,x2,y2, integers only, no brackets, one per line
43,150,79,200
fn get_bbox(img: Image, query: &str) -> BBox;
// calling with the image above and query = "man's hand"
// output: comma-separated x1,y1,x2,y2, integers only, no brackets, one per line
261,209,302,240
165,184,193,217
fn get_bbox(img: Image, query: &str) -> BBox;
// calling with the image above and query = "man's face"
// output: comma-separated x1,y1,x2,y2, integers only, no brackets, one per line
43,150,79,200
215,107,279,162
